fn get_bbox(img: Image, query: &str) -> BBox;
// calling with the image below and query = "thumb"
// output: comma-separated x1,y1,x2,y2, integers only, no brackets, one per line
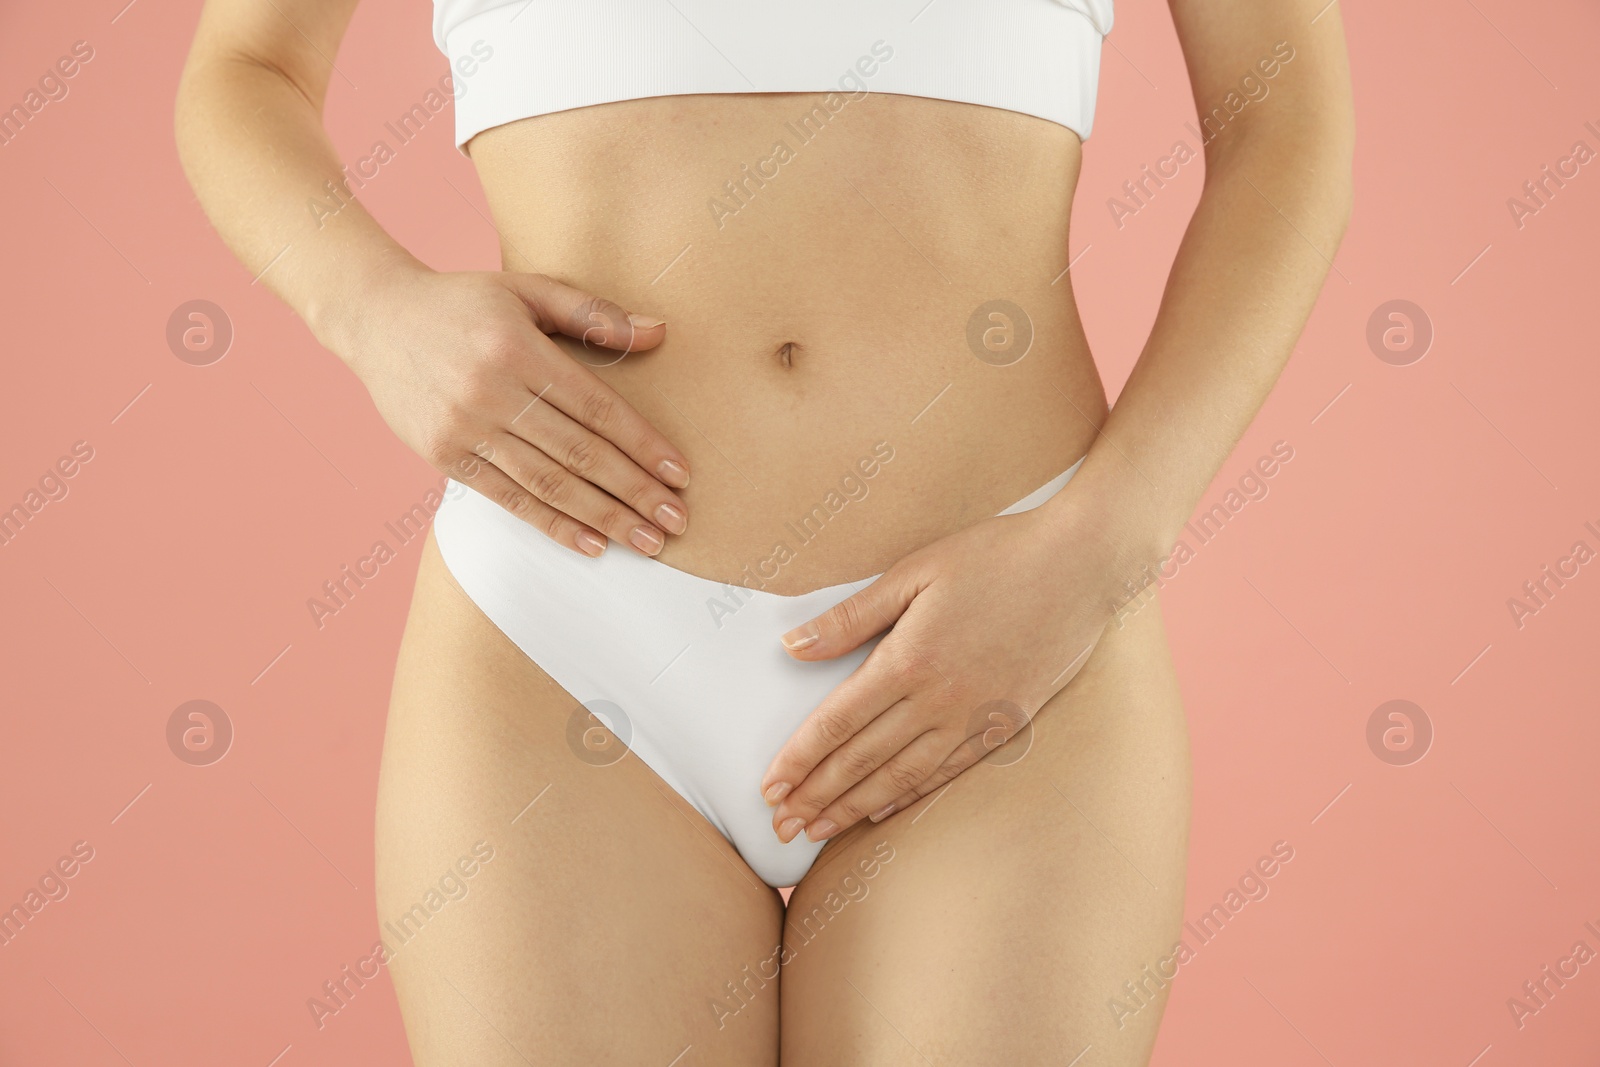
502,271,667,354
780,564,923,660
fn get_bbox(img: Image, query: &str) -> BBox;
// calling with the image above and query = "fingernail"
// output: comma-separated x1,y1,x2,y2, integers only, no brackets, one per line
869,803,897,823
782,623,820,651
779,817,806,842
805,819,838,842
628,313,666,329
657,459,690,488
629,526,664,555
576,531,606,557
654,502,687,535
763,781,792,805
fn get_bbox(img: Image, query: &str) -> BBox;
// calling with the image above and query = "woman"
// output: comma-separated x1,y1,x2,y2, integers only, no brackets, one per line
176,1,1352,1062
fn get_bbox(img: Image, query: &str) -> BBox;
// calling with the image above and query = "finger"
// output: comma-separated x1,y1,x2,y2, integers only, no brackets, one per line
878,731,1000,817
779,560,925,661
524,334,692,490
502,271,668,354
450,449,608,557
487,430,668,556
506,399,688,537
759,641,907,806
796,689,1036,830
769,701,925,839
804,729,961,840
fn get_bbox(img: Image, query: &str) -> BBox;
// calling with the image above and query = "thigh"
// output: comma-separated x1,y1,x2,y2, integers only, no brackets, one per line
780,596,1192,1067
374,531,785,1066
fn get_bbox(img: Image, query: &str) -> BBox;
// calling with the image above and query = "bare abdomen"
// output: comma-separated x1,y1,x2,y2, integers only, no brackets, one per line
467,91,1107,593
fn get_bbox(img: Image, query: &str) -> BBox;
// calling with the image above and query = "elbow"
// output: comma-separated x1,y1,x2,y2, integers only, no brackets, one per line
172,67,194,164
1331,168,1354,244
1296,138,1356,252
172,68,200,194
1313,131,1355,242
1321,108,1357,235
1323,130,1356,244
1303,98,1356,235
1208,109,1355,233
172,51,219,191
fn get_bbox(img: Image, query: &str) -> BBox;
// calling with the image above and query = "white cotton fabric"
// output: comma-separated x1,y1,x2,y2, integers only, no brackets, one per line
433,458,1084,887
432,0,1114,151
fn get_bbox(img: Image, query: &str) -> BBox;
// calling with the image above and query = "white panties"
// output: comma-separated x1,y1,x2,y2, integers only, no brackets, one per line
432,457,1084,887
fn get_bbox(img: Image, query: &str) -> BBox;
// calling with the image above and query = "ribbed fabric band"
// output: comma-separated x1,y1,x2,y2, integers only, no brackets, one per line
437,0,1110,153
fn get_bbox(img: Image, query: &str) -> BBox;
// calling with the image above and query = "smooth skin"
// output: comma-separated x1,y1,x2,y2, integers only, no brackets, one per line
175,0,696,561
379,527,1188,1065
762,18,1355,848
176,0,1352,1062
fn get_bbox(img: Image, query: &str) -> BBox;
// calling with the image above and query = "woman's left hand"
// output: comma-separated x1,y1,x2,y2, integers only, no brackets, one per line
761,490,1135,843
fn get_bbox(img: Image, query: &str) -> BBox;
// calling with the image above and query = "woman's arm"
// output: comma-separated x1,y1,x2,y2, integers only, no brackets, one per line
1048,0,1355,576
174,0,410,349
175,0,694,557
760,0,1354,842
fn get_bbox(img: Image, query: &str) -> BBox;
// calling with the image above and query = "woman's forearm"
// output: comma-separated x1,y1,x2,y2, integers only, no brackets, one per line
174,2,698,553
1048,112,1354,580
174,43,422,362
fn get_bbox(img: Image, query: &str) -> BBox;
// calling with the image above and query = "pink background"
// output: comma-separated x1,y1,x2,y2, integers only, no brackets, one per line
3,0,1598,1064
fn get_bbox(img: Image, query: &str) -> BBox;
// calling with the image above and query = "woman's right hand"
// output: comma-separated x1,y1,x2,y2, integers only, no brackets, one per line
326,265,691,558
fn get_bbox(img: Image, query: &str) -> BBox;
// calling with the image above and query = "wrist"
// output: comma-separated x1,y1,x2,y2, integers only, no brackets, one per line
1036,453,1182,598
305,250,430,372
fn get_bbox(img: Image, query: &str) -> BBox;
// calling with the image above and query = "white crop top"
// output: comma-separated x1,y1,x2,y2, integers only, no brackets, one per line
431,0,1114,151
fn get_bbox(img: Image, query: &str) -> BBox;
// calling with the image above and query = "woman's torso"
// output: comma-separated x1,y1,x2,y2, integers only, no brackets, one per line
467,91,1106,594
